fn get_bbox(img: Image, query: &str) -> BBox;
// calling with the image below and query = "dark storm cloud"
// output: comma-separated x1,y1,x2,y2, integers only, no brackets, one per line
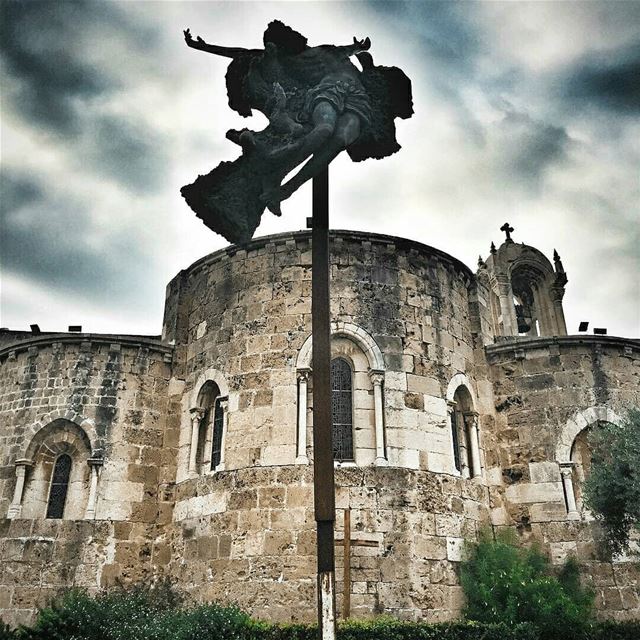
84,115,167,194
493,110,571,191
561,43,640,114
368,0,483,75
0,170,154,303
0,0,166,192
1,0,121,134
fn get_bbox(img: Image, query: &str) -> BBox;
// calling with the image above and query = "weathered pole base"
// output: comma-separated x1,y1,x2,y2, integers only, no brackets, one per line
318,570,336,640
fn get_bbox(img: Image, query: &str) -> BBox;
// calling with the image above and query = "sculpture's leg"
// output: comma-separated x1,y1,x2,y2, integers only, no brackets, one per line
261,103,338,215
279,112,361,202
267,102,337,163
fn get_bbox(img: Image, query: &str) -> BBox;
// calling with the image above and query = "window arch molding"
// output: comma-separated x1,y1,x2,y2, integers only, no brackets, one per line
555,405,623,463
296,321,385,371
20,410,98,460
555,405,623,520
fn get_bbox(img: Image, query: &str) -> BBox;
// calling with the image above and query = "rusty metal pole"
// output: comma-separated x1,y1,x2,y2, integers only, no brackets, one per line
312,165,336,639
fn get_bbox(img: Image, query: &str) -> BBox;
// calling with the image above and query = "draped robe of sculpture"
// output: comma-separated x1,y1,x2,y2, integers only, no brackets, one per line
181,20,413,244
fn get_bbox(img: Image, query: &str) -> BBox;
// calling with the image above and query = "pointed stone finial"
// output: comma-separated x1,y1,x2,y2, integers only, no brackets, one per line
500,222,514,242
477,255,484,268
490,241,497,255
553,249,565,273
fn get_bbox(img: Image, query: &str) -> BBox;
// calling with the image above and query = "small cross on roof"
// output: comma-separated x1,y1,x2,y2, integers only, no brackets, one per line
500,222,514,242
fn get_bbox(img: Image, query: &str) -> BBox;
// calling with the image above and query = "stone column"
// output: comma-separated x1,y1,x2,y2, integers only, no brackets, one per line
495,276,518,337
551,286,568,336
465,412,482,478
560,463,580,520
457,410,470,479
7,459,32,519
369,370,388,466
217,397,229,471
188,407,204,477
295,369,311,465
532,286,553,336
84,457,103,520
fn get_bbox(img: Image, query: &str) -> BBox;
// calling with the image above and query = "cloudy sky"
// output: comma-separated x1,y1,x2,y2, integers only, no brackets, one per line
1,1,638,338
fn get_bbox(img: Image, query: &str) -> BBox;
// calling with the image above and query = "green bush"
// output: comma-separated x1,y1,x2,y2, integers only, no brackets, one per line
460,530,594,637
16,581,254,640
583,408,640,556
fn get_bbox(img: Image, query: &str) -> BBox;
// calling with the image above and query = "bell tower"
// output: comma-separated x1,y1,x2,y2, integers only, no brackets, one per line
479,223,568,339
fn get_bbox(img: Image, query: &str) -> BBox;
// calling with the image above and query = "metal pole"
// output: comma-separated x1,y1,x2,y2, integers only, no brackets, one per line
343,508,351,620
312,165,336,639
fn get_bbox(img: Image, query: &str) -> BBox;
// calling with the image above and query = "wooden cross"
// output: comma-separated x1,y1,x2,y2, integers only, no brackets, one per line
335,508,379,619
500,222,514,242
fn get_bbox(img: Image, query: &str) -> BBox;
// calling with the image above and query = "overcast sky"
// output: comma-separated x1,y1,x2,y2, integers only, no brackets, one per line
1,1,638,338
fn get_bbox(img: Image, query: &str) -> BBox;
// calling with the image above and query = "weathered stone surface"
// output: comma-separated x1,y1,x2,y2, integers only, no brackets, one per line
0,230,637,625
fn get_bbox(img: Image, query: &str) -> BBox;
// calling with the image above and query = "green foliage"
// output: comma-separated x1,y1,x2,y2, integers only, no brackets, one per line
0,620,17,640
583,408,640,556
4,577,639,640
460,529,594,637
16,581,253,640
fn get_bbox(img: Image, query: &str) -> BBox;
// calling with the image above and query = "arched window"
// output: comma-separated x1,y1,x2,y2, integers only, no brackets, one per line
190,380,227,475
569,421,612,516
331,357,354,461
449,386,481,478
46,454,72,519
15,419,93,520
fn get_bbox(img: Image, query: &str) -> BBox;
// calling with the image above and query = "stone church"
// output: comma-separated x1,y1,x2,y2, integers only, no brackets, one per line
0,228,638,627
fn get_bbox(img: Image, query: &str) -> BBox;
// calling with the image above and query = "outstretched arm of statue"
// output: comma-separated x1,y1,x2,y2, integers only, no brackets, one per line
183,28,255,59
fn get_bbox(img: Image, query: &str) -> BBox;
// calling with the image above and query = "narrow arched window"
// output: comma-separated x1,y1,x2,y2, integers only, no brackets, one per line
331,358,354,461
46,454,72,519
211,399,224,470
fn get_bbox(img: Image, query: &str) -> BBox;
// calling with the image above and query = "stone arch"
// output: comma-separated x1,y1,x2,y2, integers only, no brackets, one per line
296,321,385,372
445,373,477,406
556,406,623,520
555,406,623,463
190,367,230,408
21,410,98,460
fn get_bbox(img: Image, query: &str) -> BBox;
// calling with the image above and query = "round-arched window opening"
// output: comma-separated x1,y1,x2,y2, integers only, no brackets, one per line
331,357,354,462
46,454,72,519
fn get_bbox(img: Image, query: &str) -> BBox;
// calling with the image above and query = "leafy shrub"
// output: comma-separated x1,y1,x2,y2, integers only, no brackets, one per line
460,530,594,637
583,408,640,556
0,620,16,640
17,581,252,640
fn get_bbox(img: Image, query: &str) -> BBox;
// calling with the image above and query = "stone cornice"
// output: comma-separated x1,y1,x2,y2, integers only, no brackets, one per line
181,229,474,282
0,333,173,361
485,335,639,362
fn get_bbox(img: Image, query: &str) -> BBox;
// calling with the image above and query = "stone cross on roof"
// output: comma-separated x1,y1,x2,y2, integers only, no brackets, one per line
500,222,514,242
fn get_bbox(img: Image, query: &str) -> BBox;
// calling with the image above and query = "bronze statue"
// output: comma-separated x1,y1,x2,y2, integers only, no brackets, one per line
181,20,413,244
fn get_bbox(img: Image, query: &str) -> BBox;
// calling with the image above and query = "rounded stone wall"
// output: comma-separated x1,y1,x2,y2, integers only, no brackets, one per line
165,230,491,621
